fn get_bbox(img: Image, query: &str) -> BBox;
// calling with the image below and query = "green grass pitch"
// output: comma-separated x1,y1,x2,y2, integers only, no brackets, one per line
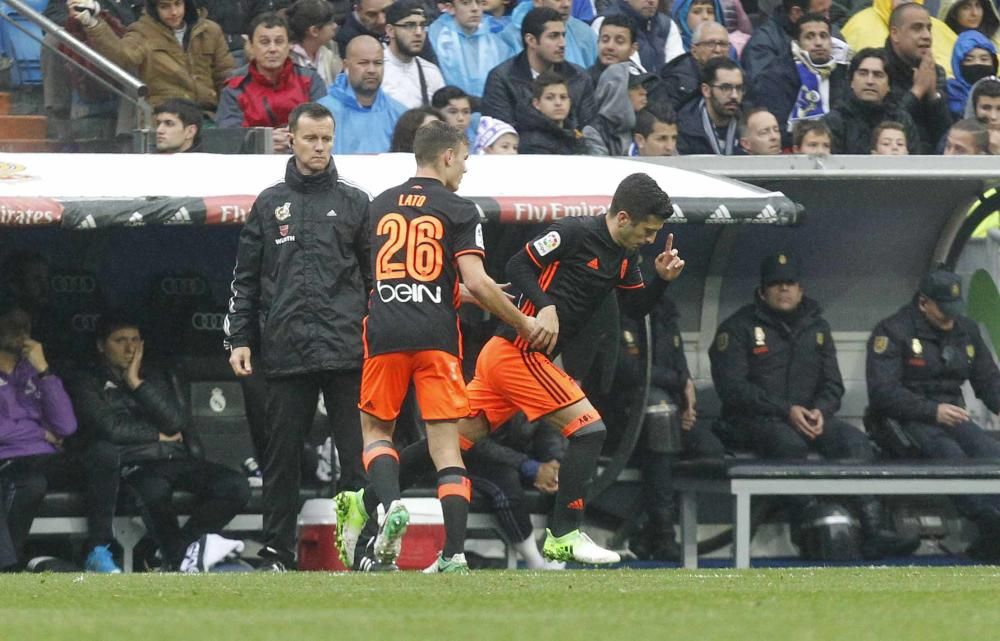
3,568,1000,641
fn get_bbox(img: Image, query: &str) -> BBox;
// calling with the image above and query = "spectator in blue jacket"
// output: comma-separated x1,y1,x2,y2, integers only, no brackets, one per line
946,30,998,118
428,0,517,97
319,35,408,153
674,0,725,52
502,0,598,68
0,293,78,572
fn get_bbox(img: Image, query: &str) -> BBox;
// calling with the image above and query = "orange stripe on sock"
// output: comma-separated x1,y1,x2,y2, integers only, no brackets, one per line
458,435,475,451
437,478,472,501
561,411,600,437
362,446,399,471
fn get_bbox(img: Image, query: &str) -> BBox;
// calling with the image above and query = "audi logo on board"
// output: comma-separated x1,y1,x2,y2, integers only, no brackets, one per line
51,275,96,294
191,313,226,331
160,277,207,296
71,313,100,332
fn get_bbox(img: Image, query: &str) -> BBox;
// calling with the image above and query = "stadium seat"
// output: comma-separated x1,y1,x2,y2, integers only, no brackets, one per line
45,269,107,369
0,1,47,86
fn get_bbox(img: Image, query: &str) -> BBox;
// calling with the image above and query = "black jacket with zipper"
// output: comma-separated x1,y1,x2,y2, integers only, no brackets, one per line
224,157,372,376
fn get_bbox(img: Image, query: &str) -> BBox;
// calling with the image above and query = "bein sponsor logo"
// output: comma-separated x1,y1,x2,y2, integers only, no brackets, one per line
376,281,442,304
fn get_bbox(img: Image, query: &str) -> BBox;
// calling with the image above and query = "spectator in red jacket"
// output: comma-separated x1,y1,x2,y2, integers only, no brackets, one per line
217,12,327,152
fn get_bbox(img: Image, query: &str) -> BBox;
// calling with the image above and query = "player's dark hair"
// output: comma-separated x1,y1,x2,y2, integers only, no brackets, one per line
95,311,142,343
413,120,468,165
634,105,676,136
610,173,672,222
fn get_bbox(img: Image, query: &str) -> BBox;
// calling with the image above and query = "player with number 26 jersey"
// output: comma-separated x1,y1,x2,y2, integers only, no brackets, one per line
363,177,485,359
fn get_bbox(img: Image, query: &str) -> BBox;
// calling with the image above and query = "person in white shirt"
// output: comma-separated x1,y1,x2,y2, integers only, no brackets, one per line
381,0,446,108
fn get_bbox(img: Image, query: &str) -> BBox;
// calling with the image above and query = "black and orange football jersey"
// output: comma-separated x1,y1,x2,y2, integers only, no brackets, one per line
498,215,644,353
363,177,485,358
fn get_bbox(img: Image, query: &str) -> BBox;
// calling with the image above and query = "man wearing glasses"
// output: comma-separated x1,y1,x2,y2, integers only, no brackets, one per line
676,57,745,155
659,21,730,112
382,0,446,109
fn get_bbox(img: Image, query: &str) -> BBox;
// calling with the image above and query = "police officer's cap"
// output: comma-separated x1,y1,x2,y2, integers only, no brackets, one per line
919,269,965,318
386,0,425,25
760,252,801,287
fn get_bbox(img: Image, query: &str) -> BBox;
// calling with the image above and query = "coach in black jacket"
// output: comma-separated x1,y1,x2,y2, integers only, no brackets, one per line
69,313,249,571
225,102,371,569
709,253,917,559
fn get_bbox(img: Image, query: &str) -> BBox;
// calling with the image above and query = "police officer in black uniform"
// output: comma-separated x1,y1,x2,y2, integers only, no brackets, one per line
867,268,1000,560
710,253,917,559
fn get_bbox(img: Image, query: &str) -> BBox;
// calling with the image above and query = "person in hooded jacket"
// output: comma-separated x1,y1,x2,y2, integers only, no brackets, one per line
843,0,957,76
318,35,408,153
964,76,1000,153
946,30,999,117
67,0,234,113
939,0,1000,48
428,0,517,97
710,253,920,561
583,62,651,155
673,0,725,52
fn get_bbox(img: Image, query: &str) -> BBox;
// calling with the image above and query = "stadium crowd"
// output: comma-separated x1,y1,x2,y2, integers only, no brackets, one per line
31,0,1000,155
3,0,1000,574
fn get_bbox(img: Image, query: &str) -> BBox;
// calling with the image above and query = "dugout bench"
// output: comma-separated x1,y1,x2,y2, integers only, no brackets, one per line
672,460,1000,569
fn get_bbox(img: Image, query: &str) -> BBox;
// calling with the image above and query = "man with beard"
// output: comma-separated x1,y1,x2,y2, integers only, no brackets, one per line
381,0,446,109
502,0,599,69
0,294,78,571
710,253,919,561
746,14,849,148
335,0,441,64
677,57,745,155
885,3,955,153
824,48,922,154
319,35,408,153
659,21,730,112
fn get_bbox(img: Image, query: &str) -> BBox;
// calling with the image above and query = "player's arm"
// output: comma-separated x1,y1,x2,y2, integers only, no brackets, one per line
619,233,685,319
458,254,552,351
